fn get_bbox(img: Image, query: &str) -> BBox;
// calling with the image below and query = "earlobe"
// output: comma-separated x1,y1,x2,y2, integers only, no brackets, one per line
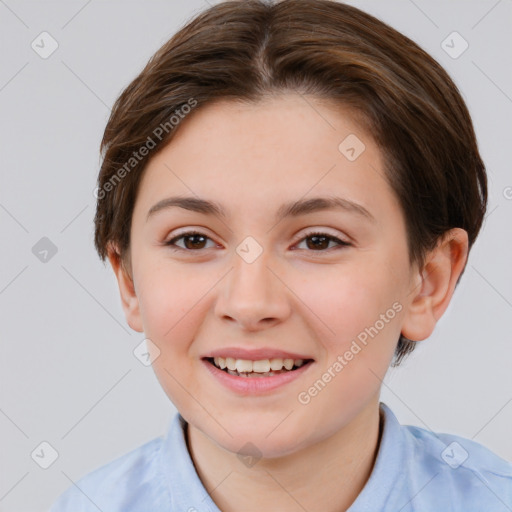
107,243,144,333
400,228,468,342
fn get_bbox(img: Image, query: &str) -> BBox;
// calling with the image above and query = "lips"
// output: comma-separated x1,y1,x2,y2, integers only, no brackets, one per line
201,356,314,393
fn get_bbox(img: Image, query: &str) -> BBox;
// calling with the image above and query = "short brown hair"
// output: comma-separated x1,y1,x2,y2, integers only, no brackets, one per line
94,0,487,366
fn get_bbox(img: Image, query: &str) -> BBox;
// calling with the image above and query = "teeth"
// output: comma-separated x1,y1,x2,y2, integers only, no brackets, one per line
270,358,284,371
236,359,253,373
252,359,270,372
212,357,307,373
283,358,294,370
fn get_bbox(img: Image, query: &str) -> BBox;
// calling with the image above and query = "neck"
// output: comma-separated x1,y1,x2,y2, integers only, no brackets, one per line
186,398,383,512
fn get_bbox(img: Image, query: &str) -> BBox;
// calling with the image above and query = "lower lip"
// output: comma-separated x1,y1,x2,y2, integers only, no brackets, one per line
201,358,314,395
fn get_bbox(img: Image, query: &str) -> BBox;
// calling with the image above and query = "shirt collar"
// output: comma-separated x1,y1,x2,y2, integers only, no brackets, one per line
160,402,402,511
160,413,222,512
347,401,405,510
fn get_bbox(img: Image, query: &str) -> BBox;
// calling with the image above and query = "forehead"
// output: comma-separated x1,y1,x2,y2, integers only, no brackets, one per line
134,94,396,223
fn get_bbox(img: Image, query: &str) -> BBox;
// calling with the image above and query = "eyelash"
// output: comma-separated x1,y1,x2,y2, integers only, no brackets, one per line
164,230,351,253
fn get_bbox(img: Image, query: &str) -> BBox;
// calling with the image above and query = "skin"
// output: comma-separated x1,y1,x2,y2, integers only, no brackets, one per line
108,94,468,512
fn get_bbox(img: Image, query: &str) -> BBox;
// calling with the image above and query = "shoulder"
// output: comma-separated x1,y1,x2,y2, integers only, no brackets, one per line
48,436,170,512
401,421,512,510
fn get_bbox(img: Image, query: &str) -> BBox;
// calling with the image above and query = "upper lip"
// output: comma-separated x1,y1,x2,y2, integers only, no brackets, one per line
203,347,314,361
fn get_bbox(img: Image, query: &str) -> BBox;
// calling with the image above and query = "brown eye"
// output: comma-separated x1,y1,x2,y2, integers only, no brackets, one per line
295,232,351,251
165,231,215,251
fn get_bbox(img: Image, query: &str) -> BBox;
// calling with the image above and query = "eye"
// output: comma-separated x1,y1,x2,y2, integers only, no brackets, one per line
294,231,351,251
164,230,217,251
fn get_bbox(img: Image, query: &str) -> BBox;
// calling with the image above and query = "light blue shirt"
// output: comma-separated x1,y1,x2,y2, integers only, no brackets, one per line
49,402,512,511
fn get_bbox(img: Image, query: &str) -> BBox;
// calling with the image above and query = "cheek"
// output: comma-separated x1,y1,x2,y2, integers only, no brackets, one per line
304,264,400,344
135,258,204,347
135,263,209,408
305,270,406,398
302,270,404,416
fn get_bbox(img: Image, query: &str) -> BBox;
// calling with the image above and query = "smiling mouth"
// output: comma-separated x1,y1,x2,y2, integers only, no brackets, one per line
204,356,314,378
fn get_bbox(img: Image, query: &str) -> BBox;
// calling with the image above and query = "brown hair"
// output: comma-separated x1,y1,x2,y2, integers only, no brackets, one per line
94,0,487,366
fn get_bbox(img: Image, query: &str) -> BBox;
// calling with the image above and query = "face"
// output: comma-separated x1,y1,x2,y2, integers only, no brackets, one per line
117,94,421,458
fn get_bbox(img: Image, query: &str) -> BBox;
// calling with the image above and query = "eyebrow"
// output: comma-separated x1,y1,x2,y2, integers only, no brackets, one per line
146,195,376,223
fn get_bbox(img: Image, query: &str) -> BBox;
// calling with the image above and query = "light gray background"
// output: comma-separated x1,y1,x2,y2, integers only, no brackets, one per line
1,1,511,510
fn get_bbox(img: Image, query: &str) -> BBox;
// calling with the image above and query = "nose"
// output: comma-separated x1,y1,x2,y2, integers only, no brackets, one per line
214,249,291,332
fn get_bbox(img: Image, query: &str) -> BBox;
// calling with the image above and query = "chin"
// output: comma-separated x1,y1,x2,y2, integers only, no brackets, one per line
203,418,308,459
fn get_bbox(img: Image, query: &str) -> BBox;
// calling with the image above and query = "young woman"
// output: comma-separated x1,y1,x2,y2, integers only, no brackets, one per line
50,1,511,510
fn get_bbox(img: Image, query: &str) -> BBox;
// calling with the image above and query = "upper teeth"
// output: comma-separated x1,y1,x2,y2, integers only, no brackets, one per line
213,357,305,373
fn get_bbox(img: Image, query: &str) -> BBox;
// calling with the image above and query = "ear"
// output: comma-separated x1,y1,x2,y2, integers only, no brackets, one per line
401,228,468,342
107,243,144,333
